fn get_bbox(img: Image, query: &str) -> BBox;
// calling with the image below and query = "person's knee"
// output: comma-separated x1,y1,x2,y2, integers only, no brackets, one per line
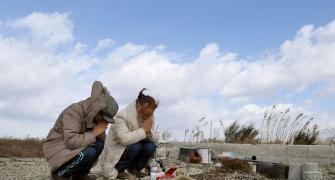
143,142,157,154
127,142,143,153
82,147,97,162
95,139,105,154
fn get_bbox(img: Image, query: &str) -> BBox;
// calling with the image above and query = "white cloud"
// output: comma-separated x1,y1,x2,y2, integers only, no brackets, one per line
7,12,73,46
219,22,335,98
94,38,115,52
0,12,334,140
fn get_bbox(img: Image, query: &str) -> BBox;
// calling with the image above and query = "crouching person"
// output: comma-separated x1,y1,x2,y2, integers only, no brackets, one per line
101,89,160,179
42,81,119,180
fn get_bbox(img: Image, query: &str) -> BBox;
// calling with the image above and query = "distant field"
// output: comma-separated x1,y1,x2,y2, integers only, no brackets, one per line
0,137,43,158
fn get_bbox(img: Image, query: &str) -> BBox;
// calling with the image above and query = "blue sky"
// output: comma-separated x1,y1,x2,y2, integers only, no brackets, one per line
1,1,334,56
0,1,334,140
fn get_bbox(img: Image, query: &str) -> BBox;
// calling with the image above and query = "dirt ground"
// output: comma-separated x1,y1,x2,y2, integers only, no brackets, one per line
0,157,266,180
1,157,335,180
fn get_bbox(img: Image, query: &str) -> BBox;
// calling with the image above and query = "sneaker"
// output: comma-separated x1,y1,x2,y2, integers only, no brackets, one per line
51,173,70,180
116,171,129,179
127,168,146,178
72,174,97,180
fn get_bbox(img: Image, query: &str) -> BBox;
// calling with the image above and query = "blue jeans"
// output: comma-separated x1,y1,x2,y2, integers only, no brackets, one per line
115,140,157,172
55,138,105,177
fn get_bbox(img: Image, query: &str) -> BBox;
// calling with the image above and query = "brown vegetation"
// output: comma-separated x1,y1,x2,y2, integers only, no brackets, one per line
0,137,43,158
220,157,252,173
224,121,259,144
260,105,320,145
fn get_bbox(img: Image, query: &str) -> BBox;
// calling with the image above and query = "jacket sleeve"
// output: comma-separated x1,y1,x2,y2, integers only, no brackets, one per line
114,113,147,146
63,105,96,150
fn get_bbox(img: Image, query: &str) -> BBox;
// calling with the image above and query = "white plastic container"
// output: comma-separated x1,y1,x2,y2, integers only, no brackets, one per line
150,172,165,180
197,148,212,163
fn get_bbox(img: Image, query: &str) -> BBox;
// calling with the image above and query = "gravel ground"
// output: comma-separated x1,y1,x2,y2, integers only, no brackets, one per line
190,169,270,180
0,157,268,180
319,165,335,180
0,158,50,180
0,157,334,180
0,157,105,180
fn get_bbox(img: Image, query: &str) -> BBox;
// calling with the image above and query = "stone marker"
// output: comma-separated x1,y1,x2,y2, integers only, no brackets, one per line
302,163,322,180
303,163,318,172
303,172,322,180
288,163,302,180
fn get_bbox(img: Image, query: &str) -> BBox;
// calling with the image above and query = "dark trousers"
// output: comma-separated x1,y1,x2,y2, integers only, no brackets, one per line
115,140,157,172
55,138,104,177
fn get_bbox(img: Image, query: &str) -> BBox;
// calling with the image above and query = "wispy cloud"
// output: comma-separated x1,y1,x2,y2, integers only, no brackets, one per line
94,38,116,52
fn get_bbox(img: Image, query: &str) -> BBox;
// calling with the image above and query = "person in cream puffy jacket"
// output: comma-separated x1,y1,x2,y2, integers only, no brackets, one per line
100,88,159,179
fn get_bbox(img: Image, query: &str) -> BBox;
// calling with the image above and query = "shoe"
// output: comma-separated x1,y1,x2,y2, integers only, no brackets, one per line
116,171,129,179
127,168,146,178
72,174,97,180
51,173,70,180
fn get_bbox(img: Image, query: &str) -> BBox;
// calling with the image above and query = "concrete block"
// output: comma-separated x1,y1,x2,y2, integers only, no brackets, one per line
255,155,268,162
288,163,302,180
307,158,332,166
287,145,309,158
303,172,322,180
331,145,335,165
252,144,269,156
267,144,287,156
288,158,309,165
234,144,253,155
308,145,332,158
221,144,239,152
303,163,318,172
167,143,334,166
211,144,221,152
267,156,287,164
248,162,256,173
